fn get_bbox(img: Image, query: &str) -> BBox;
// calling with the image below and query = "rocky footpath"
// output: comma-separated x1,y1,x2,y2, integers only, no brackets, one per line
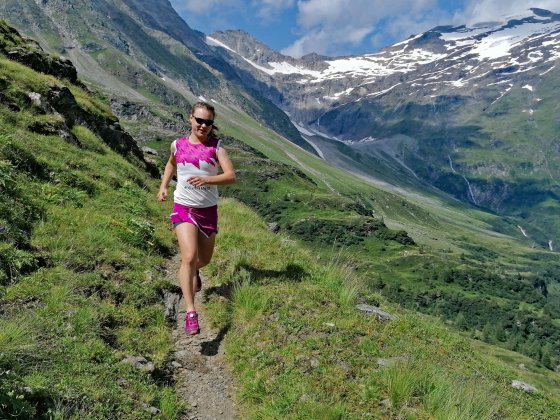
165,254,238,420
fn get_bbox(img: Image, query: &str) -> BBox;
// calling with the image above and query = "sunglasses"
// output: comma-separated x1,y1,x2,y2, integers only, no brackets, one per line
192,116,214,126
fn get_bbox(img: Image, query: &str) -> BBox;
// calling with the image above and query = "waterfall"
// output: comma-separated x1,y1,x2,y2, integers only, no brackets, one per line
448,155,455,172
448,155,477,205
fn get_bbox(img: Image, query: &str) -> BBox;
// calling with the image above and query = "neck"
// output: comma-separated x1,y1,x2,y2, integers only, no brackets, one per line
189,132,208,143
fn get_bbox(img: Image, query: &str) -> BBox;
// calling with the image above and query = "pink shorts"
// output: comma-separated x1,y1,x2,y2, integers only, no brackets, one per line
170,203,218,237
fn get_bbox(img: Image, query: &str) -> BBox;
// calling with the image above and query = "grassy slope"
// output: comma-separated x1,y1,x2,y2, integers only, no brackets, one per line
205,198,560,419
142,96,560,371
0,54,183,418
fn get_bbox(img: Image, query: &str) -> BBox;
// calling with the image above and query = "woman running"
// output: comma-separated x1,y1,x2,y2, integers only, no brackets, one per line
157,101,236,335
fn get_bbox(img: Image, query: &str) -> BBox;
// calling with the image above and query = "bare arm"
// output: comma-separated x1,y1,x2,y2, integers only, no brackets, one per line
156,144,177,201
187,146,236,187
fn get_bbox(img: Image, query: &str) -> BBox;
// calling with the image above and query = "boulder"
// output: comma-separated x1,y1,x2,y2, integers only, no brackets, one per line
511,380,537,393
121,355,155,373
267,222,280,233
356,304,397,322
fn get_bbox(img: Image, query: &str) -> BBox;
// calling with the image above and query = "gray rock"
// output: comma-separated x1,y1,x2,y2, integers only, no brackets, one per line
163,290,181,322
121,356,155,373
7,47,78,83
142,146,158,155
147,406,161,415
174,350,192,358
267,222,280,233
376,356,407,367
27,92,42,107
511,380,537,393
356,304,396,321
518,363,528,371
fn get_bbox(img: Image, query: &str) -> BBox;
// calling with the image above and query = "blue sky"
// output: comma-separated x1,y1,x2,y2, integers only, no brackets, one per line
169,0,560,57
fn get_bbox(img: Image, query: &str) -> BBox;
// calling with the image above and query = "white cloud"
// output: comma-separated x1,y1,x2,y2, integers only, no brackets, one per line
171,0,296,20
282,0,442,57
170,0,232,15
252,0,296,21
171,0,560,57
282,0,560,57
456,0,560,25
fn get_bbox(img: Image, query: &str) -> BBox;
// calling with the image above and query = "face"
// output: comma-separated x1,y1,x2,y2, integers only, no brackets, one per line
191,108,214,137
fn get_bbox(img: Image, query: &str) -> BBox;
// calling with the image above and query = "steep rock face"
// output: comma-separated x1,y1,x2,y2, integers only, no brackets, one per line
0,20,77,82
0,20,159,177
208,10,560,244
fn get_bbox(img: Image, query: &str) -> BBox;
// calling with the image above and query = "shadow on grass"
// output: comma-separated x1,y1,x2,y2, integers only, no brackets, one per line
234,262,308,283
204,262,307,302
200,262,306,355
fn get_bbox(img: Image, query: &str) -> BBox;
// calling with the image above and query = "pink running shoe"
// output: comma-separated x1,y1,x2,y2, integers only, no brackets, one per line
195,270,202,293
185,311,200,335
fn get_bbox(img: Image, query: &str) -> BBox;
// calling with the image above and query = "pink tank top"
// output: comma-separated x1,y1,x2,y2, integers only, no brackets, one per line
172,136,221,208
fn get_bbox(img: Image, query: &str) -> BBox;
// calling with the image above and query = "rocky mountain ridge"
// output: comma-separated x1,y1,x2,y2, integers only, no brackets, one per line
209,8,560,129
208,8,560,247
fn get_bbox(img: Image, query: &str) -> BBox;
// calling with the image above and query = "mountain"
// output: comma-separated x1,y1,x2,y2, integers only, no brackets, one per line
3,3,558,247
208,8,560,247
0,0,315,153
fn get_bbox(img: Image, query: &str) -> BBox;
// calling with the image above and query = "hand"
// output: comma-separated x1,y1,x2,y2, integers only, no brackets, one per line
187,176,209,187
157,189,167,201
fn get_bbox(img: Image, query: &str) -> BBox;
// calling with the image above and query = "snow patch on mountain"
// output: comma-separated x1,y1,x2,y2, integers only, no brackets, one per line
440,18,560,60
206,36,235,53
209,8,559,107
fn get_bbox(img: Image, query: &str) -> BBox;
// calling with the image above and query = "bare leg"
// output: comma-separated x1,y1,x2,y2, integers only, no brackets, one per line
175,222,199,312
193,231,216,293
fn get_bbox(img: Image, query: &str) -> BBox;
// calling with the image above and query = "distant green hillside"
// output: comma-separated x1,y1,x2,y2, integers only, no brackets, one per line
319,75,560,247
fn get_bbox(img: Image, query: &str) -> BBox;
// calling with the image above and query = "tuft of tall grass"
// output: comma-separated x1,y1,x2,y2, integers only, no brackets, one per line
233,279,269,322
0,317,38,368
381,360,502,419
311,245,360,307
157,386,184,420
424,377,502,420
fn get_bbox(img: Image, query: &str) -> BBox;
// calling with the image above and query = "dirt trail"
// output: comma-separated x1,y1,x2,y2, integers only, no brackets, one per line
166,254,238,420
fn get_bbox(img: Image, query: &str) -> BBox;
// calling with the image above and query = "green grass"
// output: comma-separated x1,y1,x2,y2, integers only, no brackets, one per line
210,134,560,370
128,88,557,371
202,199,560,419
0,48,183,417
